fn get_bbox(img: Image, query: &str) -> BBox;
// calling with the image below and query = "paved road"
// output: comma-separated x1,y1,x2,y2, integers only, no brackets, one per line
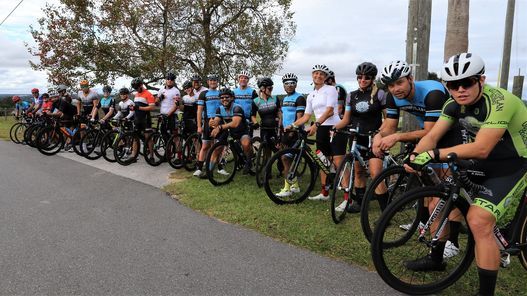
0,140,400,295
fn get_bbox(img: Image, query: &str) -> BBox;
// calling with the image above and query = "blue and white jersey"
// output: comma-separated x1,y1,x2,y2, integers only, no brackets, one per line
215,103,247,134
385,80,449,128
233,87,257,118
16,101,31,111
281,92,306,127
197,89,221,119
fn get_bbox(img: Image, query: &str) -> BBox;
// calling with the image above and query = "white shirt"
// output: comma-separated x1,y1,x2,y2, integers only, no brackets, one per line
305,84,340,125
158,86,181,115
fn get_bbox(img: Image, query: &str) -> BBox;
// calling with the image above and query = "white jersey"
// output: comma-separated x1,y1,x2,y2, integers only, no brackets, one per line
305,84,340,125
194,86,208,97
113,99,135,120
158,86,181,115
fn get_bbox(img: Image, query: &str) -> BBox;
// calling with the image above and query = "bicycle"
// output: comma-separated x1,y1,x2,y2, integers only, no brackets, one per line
254,126,281,187
329,126,400,224
166,118,186,169
35,115,84,156
79,120,112,160
9,113,31,144
262,127,329,205
100,119,133,163
370,153,527,295
143,115,169,167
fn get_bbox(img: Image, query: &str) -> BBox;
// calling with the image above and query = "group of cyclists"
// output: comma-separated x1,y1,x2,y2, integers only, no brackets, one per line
11,52,527,296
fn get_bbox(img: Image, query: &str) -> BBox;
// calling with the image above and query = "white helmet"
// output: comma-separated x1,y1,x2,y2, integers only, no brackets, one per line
312,64,330,76
381,60,412,84
282,73,298,83
441,53,485,81
237,70,251,79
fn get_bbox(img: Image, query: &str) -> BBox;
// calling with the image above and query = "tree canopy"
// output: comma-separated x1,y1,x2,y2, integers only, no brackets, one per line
27,0,296,89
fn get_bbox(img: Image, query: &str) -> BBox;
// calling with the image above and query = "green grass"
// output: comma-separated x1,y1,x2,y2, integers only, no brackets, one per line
165,171,527,296
0,116,16,140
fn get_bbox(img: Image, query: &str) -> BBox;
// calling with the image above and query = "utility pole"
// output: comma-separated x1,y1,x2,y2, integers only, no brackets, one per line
404,0,432,132
499,0,515,90
512,69,524,98
444,0,469,61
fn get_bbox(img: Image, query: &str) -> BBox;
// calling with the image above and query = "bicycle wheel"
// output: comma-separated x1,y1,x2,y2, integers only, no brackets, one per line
14,123,28,144
26,124,43,147
255,144,272,187
101,130,118,163
71,128,84,156
330,154,356,224
361,166,423,242
36,126,64,155
519,211,527,271
166,134,185,169
371,186,474,295
9,123,21,143
205,141,238,186
183,133,201,171
81,129,103,160
263,148,317,204
114,132,140,166
143,132,166,166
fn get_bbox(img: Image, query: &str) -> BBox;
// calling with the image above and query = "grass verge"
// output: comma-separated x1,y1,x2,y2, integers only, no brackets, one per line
0,117,16,140
164,170,527,296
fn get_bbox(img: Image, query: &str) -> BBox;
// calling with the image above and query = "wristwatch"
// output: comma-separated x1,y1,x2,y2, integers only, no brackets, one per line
315,122,321,127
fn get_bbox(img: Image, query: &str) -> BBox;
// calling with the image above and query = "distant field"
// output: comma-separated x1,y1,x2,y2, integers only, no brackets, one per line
0,116,16,141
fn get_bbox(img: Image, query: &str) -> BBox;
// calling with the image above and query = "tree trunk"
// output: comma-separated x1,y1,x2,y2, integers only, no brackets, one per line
444,0,469,61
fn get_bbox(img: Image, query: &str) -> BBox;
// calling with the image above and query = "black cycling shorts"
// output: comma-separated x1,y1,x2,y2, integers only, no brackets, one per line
281,130,299,147
316,125,347,157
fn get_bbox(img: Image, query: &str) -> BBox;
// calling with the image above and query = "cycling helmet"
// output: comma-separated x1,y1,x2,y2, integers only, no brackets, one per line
312,64,330,76
356,62,378,76
190,74,202,81
441,53,485,81
207,73,219,81
327,70,335,79
12,95,21,103
257,77,274,88
219,88,234,98
166,72,176,81
80,80,90,87
182,80,192,89
131,77,143,90
119,87,130,95
31,88,39,93
380,60,412,84
48,89,59,97
57,84,67,92
237,70,251,79
282,73,298,83
102,85,112,93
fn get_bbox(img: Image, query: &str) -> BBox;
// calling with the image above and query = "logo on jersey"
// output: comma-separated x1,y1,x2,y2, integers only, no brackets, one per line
355,101,369,113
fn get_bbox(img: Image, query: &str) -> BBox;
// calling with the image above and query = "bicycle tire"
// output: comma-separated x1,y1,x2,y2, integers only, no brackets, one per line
36,126,64,155
14,123,28,144
143,132,166,166
361,166,423,242
183,133,201,171
166,134,185,169
330,154,355,224
9,123,21,143
205,141,238,186
371,186,475,295
519,210,527,271
114,132,140,166
101,130,118,163
263,148,317,205
81,129,103,160
255,144,272,187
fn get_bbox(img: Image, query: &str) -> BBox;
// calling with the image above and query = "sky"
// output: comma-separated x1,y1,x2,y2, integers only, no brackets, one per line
0,0,526,98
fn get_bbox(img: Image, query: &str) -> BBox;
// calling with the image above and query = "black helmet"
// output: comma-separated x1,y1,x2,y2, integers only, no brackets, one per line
257,77,274,88
102,85,112,93
207,73,219,81
166,72,176,81
219,88,234,98
356,62,378,76
182,80,192,89
190,74,202,81
131,78,143,90
119,87,130,95
57,84,67,92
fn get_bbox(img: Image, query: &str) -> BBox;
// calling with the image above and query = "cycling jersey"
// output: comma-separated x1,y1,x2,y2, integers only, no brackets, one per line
234,87,258,118
97,96,115,115
305,84,340,126
16,101,31,112
281,92,306,127
197,89,221,119
158,86,180,115
346,86,386,133
194,86,208,97
133,89,156,129
113,99,135,120
182,93,198,121
52,99,77,120
251,96,280,129
215,103,247,138
77,89,100,115
385,80,448,128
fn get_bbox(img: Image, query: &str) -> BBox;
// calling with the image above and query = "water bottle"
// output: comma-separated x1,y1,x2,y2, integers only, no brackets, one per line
316,150,330,167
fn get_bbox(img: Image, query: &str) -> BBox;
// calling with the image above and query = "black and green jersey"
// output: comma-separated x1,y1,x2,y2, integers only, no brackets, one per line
439,84,527,160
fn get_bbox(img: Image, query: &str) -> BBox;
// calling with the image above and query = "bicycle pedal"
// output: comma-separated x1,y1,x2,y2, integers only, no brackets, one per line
500,253,511,268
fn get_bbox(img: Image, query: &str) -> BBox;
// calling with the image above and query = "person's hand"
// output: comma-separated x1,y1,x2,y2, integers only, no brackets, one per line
379,134,399,151
405,151,434,172
90,118,96,123
252,122,260,130
307,125,316,136
211,126,220,137
99,119,106,124
197,126,203,134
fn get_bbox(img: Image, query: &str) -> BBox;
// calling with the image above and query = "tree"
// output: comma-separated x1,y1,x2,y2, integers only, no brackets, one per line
26,0,296,89
444,0,469,61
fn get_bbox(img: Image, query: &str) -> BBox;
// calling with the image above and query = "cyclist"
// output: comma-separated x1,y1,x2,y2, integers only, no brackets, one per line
131,77,156,131
194,74,221,177
276,73,306,197
234,70,258,131
158,72,181,138
250,77,281,175
12,96,30,119
112,88,135,121
181,80,198,138
325,70,348,118
210,88,252,171
405,53,527,296
191,74,208,97
57,85,73,105
50,89,77,122
28,88,42,115
77,80,100,120
97,85,116,124
333,62,386,213
292,64,347,201
40,92,55,114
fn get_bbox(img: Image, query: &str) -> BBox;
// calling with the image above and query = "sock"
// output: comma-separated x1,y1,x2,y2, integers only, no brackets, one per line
449,221,461,248
196,161,203,170
283,179,291,190
375,192,389,211
418,204,430,225
343,192,349,201
430,241,446,263
354,187,366,205
321,185,328,196
477,267,498,296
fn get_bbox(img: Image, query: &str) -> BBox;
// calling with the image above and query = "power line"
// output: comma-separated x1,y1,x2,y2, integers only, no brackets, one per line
0,0,24,27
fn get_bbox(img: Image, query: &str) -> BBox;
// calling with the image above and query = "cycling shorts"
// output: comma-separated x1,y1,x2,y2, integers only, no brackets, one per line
281,130,299,147
316,125,347,157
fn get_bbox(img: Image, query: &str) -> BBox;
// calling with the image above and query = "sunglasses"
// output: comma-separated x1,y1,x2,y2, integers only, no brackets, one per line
32,91,39,94
283,81,297,86
445,77,479,91
220,96,231,100
357,75,373,81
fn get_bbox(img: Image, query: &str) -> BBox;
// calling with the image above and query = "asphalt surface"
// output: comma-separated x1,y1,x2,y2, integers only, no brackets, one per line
0,140,401,295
